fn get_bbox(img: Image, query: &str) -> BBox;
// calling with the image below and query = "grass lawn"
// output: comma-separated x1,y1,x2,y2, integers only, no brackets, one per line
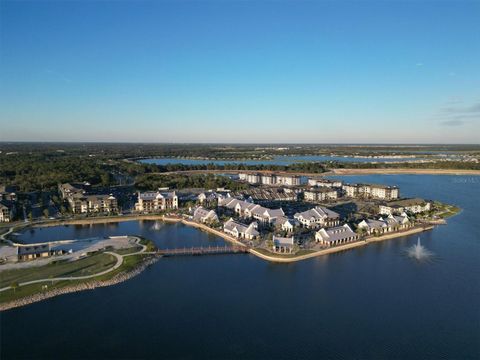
112,246,143,255
432,202,461,219
0,253,152,304
0,253,117,289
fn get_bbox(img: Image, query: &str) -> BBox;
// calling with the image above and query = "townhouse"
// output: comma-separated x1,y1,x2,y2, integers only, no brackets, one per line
276,217,297,233
218,197,285,225
223,218,260,240
192,206,219,224
294,206,340,228
69,194,118,214
357,213,411,235
315,224,359,246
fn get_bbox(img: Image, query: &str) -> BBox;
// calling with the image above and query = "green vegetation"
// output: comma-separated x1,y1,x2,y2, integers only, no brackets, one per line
0,253,153,304
0,253,117,288
431,201,461,219
1,143,478,192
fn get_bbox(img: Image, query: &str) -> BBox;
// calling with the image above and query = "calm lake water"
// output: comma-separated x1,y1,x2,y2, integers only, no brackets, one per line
2,175,479,359
140,155,421,166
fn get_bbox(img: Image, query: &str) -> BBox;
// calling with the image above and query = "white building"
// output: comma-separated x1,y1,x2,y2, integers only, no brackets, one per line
277,217,297,233
294,206,340,228
357,214,411,235
135,191,178,212
219,197,284,225
193,206,219,224
238,173,301,186
0,203,13,222
307,178,343,188
223,218,259,240
342,183,399,200
379,198,431,215
272,235,295,253
315,224,358,246
304,187,338,202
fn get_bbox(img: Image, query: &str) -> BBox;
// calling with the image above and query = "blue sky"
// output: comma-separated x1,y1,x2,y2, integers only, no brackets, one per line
0,0,479,143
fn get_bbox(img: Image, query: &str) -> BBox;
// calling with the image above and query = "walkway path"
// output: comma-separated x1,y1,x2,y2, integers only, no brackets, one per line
0,237,150,293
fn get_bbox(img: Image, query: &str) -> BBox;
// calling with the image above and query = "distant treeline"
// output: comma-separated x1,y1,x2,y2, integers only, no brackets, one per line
1,142,478,160
0,145,478,192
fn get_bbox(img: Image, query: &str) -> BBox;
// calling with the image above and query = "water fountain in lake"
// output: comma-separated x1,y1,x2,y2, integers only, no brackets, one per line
407,237,433,261
151,221,162,231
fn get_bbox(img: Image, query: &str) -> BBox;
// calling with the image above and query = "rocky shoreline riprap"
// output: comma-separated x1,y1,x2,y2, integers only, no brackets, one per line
0,256,160,312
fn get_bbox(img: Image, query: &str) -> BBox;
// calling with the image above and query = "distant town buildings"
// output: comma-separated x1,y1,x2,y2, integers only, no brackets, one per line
342,183,399,200
294,206,340,228
315,224,358,246
135,190,178,213
239,173,301,186
379,198,431,215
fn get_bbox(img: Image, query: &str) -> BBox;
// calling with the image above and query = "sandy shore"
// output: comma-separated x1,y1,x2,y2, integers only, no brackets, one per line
328,168,480,176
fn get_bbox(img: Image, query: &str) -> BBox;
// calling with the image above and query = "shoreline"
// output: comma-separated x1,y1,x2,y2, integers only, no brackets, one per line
4,215,437,263
328,168,480,175
0,256,159,312
148,168,480,177
1,218,438,310
249,225,434,263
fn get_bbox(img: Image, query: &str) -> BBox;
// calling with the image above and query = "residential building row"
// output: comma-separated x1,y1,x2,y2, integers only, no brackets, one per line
357,213,412,235
218,197,285,225
238,173,301,186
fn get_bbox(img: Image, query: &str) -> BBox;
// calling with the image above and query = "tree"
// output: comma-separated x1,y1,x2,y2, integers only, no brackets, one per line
43,208,50,218
10,282,19,293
